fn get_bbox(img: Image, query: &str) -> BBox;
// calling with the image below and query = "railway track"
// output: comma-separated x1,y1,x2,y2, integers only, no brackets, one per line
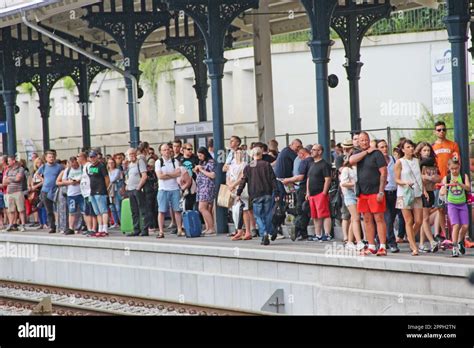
0,280,254,316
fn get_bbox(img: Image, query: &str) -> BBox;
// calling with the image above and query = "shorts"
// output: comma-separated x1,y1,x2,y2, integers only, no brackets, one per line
158,190,182,213
340,199,350,220
83,198,96,217
422,191,435,209
447,203,469,226
68,195,84,215
357,193,386,214
308,192,330,219
396,196,423,210
0,193,4,209
343,190,357,207
89,195,108,215
6,191,25,213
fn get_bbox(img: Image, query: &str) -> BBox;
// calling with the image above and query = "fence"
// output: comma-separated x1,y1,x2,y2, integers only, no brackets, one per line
270,3,447,44
13,126,452,163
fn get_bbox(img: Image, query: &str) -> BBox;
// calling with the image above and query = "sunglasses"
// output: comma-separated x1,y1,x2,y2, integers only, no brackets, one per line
185,148,193,151
436,128,447,132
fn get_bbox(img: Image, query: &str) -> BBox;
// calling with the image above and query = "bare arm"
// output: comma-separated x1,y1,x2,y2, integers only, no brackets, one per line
349,150,368,166
282,174,304,185
322,177,331,195
137,172,147,191
56,170,65,186
378,167,387,193
394,160,409,186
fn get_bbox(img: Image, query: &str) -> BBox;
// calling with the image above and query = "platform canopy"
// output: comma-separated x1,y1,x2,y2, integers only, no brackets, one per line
0,0,441,62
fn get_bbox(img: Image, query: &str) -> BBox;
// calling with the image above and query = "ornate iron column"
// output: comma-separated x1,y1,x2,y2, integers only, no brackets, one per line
163,20,209,122
331,1,392,132
166,0,259,234
0,27,18,156
445,0,471,245
84,0,171,148
445,0,470,177
302,0,338,162
71,62,108,151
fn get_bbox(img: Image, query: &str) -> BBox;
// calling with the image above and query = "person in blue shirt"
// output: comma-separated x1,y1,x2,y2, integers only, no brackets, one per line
37,151,64,233
274,139,302,200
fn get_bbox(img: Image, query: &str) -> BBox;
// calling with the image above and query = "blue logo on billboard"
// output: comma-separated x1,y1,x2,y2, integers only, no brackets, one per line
434,49,451,73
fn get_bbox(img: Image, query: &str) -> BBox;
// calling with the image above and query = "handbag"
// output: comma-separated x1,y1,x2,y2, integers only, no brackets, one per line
217,184,234,208
402,158,420,206
402,185,415,206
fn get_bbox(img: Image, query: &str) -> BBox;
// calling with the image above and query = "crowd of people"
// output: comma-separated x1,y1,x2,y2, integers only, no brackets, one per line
1,121,473,257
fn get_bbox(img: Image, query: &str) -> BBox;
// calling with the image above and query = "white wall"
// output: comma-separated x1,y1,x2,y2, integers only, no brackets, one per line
13,30,469,157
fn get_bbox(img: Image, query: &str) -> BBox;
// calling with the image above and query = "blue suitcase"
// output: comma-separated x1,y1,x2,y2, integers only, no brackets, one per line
183,211,202,238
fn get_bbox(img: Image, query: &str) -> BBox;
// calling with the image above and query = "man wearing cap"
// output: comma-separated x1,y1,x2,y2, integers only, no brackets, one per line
281,145,313,241
87,150,110,237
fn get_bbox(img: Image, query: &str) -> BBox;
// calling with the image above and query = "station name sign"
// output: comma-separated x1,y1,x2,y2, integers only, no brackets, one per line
175,121,213,137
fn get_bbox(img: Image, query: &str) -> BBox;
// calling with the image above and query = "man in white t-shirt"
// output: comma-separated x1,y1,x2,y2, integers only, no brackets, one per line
155,143,183,238
62,156,83,235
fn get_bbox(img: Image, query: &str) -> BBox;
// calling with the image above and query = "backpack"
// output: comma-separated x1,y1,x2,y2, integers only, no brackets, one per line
446,173,469,203
143,169,158,193
21,168,28,192
272,201,286,229
80,164,91,198
135,159,158,193
159,157,176,169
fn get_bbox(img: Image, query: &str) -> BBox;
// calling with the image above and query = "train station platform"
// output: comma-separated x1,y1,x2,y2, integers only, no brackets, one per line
0,228,473,315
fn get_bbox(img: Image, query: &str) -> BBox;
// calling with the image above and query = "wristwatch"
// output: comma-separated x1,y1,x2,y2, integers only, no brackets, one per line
378,192,384,196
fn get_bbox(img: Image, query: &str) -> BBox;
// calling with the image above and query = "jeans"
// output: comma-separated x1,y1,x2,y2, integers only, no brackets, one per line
89,195,108,216
109,203,120,225
112,186,123,224
384,190,398,248
128,189,152,234
252,195,273,238
38,207,47,225
40,191,56,230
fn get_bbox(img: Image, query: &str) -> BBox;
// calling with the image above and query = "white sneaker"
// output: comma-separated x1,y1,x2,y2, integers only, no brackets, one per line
345,242,356,250
19,225,26,232
356,241,366,251
276,235,286,240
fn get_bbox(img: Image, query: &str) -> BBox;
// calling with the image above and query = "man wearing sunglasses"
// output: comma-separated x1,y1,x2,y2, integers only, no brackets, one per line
432,121,460,242
433,121,460,179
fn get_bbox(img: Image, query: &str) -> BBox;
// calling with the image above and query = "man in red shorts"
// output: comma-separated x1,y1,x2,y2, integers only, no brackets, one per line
305,144,332,241
349,132,388,256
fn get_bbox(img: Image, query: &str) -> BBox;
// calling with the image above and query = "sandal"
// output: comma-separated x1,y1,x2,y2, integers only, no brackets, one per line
243,233,252,240
411,250,419,256
156,233,165,239
202,230,216,237
231,232,244,241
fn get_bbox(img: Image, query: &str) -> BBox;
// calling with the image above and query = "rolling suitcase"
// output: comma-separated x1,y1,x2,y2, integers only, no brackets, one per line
120,198,133,234
183,210,202,238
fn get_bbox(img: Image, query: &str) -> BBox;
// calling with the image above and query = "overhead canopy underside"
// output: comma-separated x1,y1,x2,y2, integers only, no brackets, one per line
0,0,440,61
